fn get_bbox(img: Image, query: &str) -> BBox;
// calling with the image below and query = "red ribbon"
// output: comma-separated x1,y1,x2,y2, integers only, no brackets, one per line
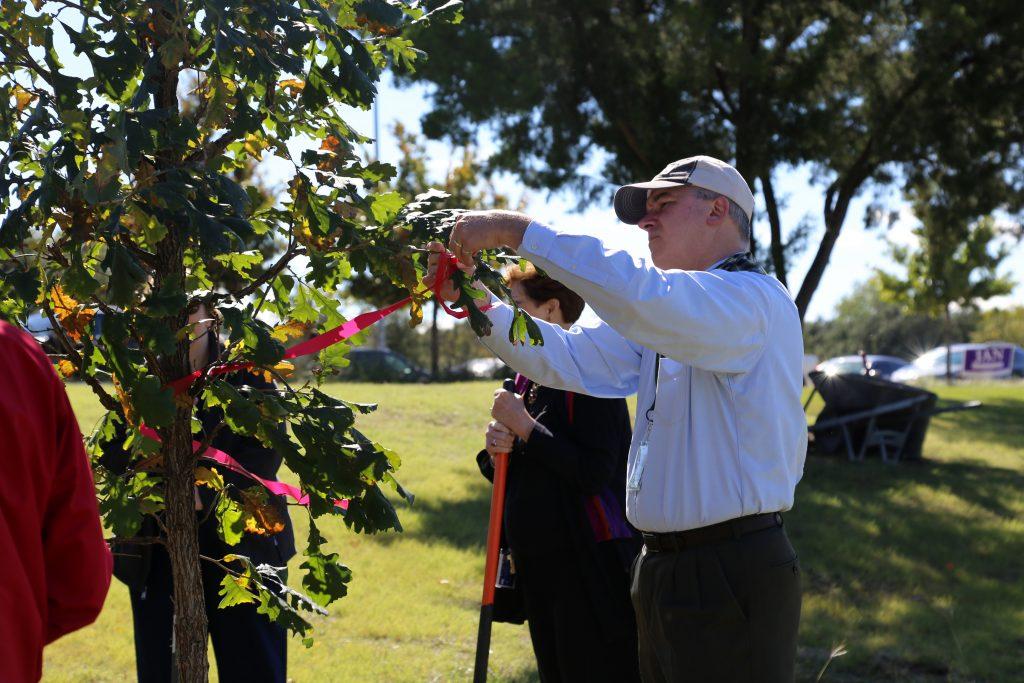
139,425,348,511
145,251,489,512
169,252,478,394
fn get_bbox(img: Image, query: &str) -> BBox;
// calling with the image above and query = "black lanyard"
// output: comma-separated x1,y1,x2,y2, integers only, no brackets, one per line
641,252,763,425
645,354,661,422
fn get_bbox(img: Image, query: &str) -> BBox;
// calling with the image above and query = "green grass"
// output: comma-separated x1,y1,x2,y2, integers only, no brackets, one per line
44,381,1024,682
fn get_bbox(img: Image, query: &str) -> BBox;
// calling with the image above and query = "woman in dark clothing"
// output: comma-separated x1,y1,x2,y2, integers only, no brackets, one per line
478,266,642,682
101,303,295,682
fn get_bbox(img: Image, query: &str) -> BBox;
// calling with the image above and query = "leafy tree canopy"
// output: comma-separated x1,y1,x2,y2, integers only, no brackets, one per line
803,277,976,361
0,0,542,677
400,0,1024,318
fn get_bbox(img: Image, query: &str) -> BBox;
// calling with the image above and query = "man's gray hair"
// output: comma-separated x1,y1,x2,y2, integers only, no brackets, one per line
692,187,751,246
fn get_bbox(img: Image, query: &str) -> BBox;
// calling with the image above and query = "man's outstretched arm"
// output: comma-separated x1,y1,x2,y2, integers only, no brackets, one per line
425,234,642,398
433,212,776,375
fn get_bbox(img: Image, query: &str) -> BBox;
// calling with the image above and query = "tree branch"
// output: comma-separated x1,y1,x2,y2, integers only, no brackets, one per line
713,63,738,117
201,243,306,307
193,418,229,465
40,300,120,412
760,172,788,289
0,27,55,81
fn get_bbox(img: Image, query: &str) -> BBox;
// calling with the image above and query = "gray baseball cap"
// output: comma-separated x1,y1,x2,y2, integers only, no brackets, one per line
613,155,755,224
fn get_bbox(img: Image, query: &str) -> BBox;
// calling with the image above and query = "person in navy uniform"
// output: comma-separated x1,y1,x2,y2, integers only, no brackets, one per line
100,303,295,682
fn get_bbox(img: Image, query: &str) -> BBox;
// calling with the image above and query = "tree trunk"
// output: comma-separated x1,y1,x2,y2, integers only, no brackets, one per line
795,191,844,320
430,301,439,379
153,274,208,682
733,135,757,258
151,179,208,683
761,172,788,289
163,416,209,681
795,165,870,320
945,304,954,384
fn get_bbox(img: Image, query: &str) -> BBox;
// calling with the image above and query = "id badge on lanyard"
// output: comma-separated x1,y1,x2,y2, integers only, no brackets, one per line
627,422,652,492
627,354,660,492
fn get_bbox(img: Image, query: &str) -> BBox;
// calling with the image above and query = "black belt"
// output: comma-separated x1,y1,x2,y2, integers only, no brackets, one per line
641,512,783,552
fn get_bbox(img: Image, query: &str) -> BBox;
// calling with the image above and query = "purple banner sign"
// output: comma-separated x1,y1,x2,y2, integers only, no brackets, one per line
964,345,1015,378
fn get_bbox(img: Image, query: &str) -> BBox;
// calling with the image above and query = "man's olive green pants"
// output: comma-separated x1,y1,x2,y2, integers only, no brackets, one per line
630,524,802,682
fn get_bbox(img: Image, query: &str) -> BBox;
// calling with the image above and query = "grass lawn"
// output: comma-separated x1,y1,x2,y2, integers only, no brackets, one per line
44,381,1023,682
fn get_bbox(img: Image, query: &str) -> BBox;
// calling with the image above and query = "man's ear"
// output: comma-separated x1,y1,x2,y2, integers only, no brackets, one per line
708,196,729,224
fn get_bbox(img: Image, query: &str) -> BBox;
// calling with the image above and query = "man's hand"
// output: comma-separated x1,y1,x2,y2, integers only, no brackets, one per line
423,210,531,301
491,388,536,441
485,420,516,463
423,242,474,302
449,210,532,267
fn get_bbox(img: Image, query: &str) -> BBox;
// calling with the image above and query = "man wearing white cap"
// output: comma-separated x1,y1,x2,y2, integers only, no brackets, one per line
427,155,806,682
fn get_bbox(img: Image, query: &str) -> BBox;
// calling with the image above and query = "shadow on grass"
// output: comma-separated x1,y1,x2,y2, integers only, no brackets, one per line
409,492,492,550
790,453,1024,680
366,488,492,551
495,670,541,683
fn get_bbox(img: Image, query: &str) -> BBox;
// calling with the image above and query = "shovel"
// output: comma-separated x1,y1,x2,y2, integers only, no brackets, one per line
473,377,517,682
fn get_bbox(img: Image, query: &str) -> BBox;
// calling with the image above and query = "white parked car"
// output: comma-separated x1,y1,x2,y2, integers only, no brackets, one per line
891,343,1024,382
815,354,911,380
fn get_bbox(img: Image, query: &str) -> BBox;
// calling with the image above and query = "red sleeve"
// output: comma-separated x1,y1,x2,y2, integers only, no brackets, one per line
41,370,112,644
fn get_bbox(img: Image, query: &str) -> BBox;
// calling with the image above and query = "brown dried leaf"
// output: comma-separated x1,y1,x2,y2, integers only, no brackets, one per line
12,84,35,112
195,466,225,490
112,375,136,426
397,256,419,291
277,78,305,98
261,360,294,383
56,359,77,377
239,487,286,536
408,298,423,328
49,285,96,343
243,133,269,160
270,319,308,342
319,135,343,153
355,16,401,36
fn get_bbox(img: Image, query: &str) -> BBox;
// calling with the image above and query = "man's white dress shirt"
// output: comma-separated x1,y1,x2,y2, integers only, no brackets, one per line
479,221,807,533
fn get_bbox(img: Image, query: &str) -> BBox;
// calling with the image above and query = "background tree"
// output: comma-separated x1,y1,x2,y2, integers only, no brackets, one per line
0,0,467,678
971,306,1024,347
797,0,1024,319
802,277,975,361
400,0,1024,319
347,121,522,377
876,178,1015,381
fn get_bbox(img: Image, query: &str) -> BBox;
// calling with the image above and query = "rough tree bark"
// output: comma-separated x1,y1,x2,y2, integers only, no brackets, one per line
154,232,208,682
150,0,208,677
162,416,208,682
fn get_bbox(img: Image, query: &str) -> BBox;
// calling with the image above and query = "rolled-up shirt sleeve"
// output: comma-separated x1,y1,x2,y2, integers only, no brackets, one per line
518,221,773,374
479,300,642,398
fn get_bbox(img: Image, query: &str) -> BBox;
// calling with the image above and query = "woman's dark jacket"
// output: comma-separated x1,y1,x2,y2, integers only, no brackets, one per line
476,381,639,642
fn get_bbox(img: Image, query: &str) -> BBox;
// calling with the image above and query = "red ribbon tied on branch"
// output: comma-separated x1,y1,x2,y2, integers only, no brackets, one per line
141,252,484,513
169,251,476,394
138,425,348,511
